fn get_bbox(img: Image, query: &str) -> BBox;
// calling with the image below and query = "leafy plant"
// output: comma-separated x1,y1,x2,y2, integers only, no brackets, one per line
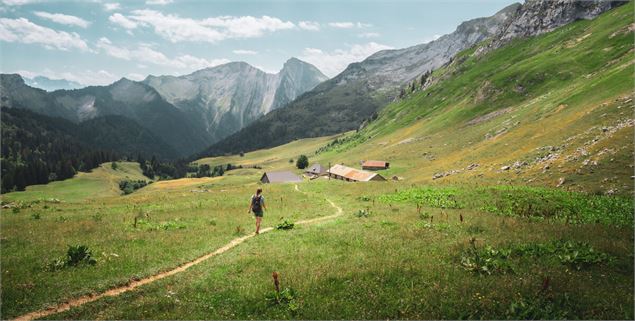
506,293,575,320
276,220,295,230
31,212,41,220
265,288,300,313
460,239,514,275
355,209,370,218
45,244,97,271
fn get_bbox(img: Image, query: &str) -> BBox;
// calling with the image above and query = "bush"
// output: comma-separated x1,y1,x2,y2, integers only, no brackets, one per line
111,161,118,170
119,180,148,194
276,219,295,230
355,209,370,218
296,155,309,169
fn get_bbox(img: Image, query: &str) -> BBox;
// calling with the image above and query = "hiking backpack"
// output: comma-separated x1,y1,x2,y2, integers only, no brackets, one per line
252,195,262,211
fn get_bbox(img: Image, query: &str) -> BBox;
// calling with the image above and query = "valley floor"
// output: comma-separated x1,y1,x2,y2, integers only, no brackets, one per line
1,159,632,320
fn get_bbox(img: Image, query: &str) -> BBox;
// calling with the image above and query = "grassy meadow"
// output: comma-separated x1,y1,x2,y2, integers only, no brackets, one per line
1,2,634,320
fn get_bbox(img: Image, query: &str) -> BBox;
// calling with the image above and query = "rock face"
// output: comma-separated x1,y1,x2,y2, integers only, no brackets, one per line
143,58,327,143
482,0,628,52
356,2,521,92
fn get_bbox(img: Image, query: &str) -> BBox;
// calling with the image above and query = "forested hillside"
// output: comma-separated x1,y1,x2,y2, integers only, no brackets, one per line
0,108,117,193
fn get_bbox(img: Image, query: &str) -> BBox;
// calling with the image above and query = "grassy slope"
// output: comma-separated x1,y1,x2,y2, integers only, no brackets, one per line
196,134,341,171
2,162,147,203
310,4,634,194
1,3,633,320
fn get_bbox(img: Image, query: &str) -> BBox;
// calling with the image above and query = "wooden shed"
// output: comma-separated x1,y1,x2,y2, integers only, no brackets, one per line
327,164,386,182
361,160,390,171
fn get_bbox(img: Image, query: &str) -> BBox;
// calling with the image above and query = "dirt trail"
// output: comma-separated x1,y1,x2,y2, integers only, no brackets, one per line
13,184,343,321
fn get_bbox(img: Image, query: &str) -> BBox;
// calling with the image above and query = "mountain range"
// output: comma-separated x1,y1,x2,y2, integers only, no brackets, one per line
201,0,627,156
143,58,327,143
0,0,627,185
0,58,327,158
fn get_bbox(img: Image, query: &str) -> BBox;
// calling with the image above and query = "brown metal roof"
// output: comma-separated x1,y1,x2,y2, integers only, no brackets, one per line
328,164,383,182
362,160,388,167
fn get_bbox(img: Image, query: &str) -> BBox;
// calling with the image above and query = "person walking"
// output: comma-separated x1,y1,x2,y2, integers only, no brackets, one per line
248,188,266,234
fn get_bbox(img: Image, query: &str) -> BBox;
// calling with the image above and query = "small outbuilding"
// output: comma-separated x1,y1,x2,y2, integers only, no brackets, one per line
361,160,390,170
328,164,386,182
260,171,302,184
305,163,326,176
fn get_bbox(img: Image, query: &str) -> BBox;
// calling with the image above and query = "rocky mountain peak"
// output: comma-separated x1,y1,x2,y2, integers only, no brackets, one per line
481,0,628,53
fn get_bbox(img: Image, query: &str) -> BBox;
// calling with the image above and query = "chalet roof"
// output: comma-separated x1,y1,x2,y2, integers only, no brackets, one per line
328,164,383,182
362,160,388,167
261,171,302,183
306,163,325,174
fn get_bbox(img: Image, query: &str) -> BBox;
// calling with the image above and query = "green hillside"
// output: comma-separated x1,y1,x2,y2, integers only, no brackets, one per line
310,2,634,195
1,3,633,320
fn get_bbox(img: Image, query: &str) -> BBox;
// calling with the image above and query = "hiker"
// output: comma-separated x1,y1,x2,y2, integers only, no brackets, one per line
248,188,266,234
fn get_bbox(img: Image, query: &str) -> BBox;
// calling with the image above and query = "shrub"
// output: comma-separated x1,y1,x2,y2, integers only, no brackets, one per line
31,212,41,220
355,209,370,218
296,155,309,169
119,180,148,195
276,220,295,230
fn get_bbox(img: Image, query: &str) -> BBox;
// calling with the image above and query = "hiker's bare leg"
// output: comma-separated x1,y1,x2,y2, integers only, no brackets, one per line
256,216,262,234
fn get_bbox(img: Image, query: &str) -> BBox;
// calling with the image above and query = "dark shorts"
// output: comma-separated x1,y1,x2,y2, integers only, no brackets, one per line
253,210,263,217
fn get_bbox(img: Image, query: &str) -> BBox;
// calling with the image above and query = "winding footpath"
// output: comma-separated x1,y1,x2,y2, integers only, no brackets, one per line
13,184,343,321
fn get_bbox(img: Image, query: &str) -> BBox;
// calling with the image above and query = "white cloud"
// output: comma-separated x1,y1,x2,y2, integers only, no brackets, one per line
103,3,121,11
119,10,294,43
2,0,37,5
232,49,257,55
97,37,229,70
254,65,280,74
298,21,319,31
14,68,117,86
328,22,354,29
358,32,380,38
126,72,145,81
0,17,90,51
299,42,393,77
109,13,137,30
328,22,372,29
145,0,172,5
33,11,90,28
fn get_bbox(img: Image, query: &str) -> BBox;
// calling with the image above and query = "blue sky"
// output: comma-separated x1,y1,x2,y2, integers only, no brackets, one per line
0,0,518,85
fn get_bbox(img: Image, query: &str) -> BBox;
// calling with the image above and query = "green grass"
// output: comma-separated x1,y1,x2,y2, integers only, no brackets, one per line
42,180,633,320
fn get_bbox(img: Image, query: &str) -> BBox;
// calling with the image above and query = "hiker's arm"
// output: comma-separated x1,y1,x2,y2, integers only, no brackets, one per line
248,198,252,212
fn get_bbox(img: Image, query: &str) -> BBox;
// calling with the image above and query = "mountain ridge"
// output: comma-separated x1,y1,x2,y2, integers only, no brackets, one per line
143,57,328,143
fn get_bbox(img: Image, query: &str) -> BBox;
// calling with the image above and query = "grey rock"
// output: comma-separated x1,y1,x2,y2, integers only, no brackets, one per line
479,0,628,54
144,58,327,143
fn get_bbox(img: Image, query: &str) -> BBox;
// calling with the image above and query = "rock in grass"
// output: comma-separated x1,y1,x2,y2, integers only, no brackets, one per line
556,177,566,187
